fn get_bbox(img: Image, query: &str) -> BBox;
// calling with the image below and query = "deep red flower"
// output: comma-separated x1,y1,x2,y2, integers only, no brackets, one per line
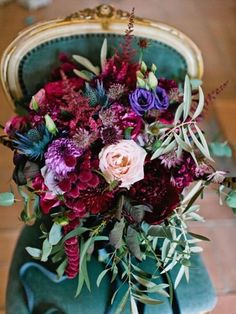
58,152,115,216
4,116,28,138
129,159,179,224
101,54,139,91
32,175,61,214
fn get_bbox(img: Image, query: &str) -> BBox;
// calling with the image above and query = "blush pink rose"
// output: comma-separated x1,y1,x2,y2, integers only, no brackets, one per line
99,140,147,189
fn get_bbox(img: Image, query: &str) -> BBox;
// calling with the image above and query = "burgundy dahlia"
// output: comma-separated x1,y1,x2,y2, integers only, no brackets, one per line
45,138,83,177
129,159,179,224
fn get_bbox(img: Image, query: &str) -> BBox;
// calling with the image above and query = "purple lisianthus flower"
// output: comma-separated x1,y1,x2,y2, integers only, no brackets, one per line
154,87,169,110
129,88,155,116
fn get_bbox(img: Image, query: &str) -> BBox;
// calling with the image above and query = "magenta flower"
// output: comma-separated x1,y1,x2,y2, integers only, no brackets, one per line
45,138,83,176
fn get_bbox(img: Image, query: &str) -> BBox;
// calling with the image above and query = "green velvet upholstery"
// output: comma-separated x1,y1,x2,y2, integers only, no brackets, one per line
19,34,186,98
6,223,217,314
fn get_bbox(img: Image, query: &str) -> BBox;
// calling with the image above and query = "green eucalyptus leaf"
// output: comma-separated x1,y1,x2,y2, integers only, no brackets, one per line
49,223,62,245
126,226,142,260
25,247,42,259
188,232,210,241
76,270,85,297
133,294,163,305
192,86,204,119
114,289,129,314
96,269,109,287
73,69,93,81
73,54,100,75
210,142,232,158
41,238,52,262
174,265,185,289
100,38,107,71
148,225,172,239
62,227,88,243
183,75,192,121
109,219,125,249
225,190,236,209
0,192,15,206
131,296,139,314
56,259,67,278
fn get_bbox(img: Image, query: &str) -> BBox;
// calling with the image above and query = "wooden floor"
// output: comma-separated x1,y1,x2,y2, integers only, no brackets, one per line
0,1,236,313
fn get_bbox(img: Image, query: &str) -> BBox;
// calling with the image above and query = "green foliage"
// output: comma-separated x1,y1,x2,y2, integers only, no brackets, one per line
210,141,232,158
151,75,213,164
0,192,15,206
225,190,236,210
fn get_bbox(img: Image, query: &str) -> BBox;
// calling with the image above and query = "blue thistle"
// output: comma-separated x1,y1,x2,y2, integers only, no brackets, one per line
14,125,53,159
84,80,109,107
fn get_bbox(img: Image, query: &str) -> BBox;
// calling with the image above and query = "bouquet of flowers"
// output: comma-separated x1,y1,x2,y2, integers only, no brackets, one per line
0,12,233,312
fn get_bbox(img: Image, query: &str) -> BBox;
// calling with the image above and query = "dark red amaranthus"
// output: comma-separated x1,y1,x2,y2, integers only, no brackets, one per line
63,221,80,279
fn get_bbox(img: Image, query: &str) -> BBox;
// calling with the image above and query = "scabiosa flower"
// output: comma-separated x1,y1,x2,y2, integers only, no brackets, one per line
129,159,179,224
100,125,123,145
129,88,155,116
14,125,53,159
45,138,83,176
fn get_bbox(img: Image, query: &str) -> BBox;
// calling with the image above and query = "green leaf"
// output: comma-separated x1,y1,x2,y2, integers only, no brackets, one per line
62,227,88,243
148,225,172,239
225,190,236,209
133,294,163,305
209,142,232,158
130,296,139,314
73,54,100,75
174,132,192,153
100,38,107,71
80,237,93,267
56,259,67,278
109,219,125,249
124,127,133,139
174,265,185,289
188,125,213,162
183,75,192,121
126,227,142,260
73,69,93,81
76,271,85,297
182,180,203,204
41,238,52,262
188,232,210,241
96,269,109,287
114,289,130,314
80,255,90,291
111,265,118,282
174,102,184,125
25,247,42,259
132,274,156,289
49,223,62,245
0,192,15,206
192,86,204,120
